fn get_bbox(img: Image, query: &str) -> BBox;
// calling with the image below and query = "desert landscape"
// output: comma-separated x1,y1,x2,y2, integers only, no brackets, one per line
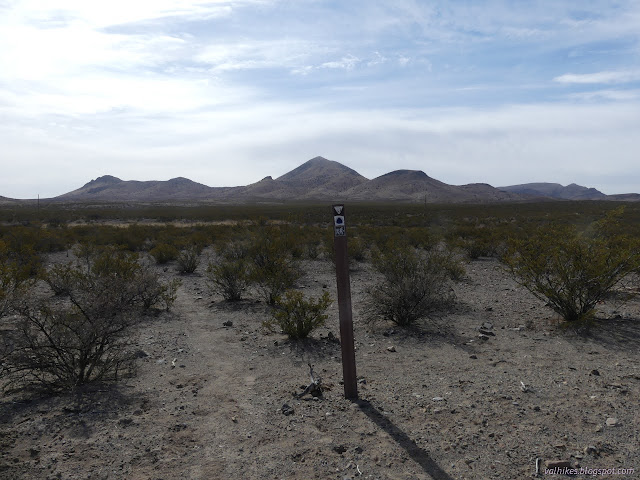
1,199,638,480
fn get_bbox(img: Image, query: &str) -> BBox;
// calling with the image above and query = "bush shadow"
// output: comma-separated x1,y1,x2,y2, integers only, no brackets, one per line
571,316,640,351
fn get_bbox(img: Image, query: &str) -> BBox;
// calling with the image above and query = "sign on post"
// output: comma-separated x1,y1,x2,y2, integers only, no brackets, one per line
332,204,357,399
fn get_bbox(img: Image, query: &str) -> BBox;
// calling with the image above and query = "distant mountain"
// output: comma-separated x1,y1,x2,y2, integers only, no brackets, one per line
229,156,368,201
8,156,631,204
343,170,521,203
607,193,640,202
498,182,607,200
57,175,225,201
278,156,368,198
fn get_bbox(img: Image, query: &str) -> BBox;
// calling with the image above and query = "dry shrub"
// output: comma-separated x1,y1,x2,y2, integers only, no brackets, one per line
2,246,180,391
265,290,332,339
504,213,640,327
364,244,460,327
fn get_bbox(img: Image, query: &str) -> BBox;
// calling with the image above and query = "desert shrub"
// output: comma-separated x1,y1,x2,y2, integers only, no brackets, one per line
364,244,458,327
6,301,139,390
248,227,302,305
348,237,367,262
305,241,320,259
448,224,502,259
0,240,34,318
503,217,640,326
206,243,250,301
176,245,200,274
149,243,179,264
3,246,180,391
265,290,332,339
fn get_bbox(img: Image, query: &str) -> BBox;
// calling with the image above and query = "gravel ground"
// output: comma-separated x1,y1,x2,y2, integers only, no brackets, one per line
1,254,639,480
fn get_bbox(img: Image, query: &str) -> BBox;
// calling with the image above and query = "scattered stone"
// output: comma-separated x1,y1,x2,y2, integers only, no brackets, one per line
134,349,149,358
333,444,347,454
481,322,493,330
545,460,572,469
584,445,598,456
595,424,603,432
231,416,238,423
605,417,618,426
479,329,495,336
478,334,490,341
223,320,233,327
386,346,396,352
590,369,600,376
281,404,294,416
432,397,445,402
469,354,478,359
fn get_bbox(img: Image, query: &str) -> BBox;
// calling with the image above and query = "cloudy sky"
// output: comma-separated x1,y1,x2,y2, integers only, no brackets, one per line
1,0,639,198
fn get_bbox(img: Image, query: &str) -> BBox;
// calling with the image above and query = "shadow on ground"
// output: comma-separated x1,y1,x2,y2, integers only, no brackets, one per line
354,398,454,480
577,316,640,351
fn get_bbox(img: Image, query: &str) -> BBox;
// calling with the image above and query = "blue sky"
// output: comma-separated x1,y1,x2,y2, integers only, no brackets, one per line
1,0,639,198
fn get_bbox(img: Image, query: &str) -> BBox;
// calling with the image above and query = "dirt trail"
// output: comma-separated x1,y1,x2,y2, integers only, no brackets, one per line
1,257,639,479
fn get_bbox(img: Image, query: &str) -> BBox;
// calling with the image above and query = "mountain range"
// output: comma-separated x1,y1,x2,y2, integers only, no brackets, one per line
6,156,640,204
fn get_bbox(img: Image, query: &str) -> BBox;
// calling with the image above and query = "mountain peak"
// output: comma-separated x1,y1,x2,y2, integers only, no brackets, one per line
382,169,428,178
89,175,122,184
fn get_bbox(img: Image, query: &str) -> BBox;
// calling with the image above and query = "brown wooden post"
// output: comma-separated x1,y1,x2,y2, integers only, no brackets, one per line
332,204,357,399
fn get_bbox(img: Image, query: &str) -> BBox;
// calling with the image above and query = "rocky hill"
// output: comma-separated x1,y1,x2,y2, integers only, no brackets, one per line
498,182,607,200
8,156,635,204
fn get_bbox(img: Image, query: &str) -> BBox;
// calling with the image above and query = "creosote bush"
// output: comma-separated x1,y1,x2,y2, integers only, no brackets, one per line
364,243,460,327
206,243,250,301
265,290,332,339
248,227,302,305
176,245,200,274
503,212,640,326
0,240,34,318
149,243,179,264
2,246,180,391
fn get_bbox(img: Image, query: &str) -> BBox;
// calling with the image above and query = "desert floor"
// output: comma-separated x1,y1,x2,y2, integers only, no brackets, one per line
1,253,639,480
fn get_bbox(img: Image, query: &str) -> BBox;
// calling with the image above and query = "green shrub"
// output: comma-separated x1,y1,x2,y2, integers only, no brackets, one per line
248,227,302,305
149,243,179,264
0,240,34,318
265,290,332,339
503,219,640,326
206,243,250,301
365,244,458,327
3,246,180,391
176,245,200,274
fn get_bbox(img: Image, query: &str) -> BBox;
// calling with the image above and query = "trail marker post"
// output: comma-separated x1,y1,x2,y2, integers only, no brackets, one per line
332,204,357,399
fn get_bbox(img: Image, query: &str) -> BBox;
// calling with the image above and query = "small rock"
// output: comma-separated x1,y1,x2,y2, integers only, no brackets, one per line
281,404,294,416
386,346,396,352
595,424,603,432
590,369,600,376
469,354,478,359
223,320,233,327
481,321,493,329
432,397,445,402
479,329,495,336
231,416,237,423
333,444,347,454
478,334,490,341
605,417,618,426
584,445,598,456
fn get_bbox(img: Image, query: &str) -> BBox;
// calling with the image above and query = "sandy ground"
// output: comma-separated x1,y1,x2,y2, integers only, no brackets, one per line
1,254,639,480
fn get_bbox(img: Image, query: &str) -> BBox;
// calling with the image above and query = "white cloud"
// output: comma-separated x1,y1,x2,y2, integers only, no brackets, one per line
321,54,360,70
554,70,640,85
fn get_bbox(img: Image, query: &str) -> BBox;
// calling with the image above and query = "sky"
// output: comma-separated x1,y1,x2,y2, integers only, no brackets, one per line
1,0,639,199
